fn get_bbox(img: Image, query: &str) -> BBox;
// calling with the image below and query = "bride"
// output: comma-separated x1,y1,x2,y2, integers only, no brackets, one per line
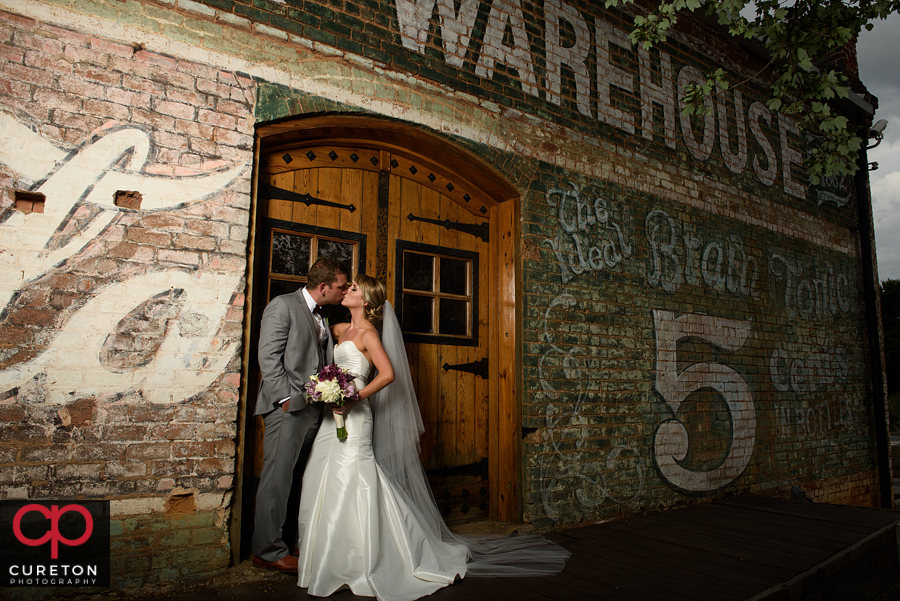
297,275,568,601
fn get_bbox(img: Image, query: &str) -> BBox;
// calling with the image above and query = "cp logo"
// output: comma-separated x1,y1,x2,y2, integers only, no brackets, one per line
13,504,94,559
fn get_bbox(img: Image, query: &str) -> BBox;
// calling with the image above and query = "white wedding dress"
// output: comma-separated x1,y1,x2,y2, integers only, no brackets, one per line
297,340,469,601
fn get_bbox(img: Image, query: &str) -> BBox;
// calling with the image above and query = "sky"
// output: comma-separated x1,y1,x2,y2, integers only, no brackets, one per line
857,13,900,283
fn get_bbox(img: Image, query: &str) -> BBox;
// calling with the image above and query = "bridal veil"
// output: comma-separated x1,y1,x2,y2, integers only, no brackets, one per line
371,302,570,577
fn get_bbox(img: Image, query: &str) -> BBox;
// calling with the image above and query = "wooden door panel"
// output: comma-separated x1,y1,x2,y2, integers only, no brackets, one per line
440,197,465,471
290,169,314,224
360,170,379,277
315,168,342,230
293,169,310,216
417,340,441,467
339,169,362,235
475,222,491,465
266,158,374,241
436,344,457,471
418,185,444,470
268,171,294,221
385,171,402,290
456,346,476,467
392,173,490,522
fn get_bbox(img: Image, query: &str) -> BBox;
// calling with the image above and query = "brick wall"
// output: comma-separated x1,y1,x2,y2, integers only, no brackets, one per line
0,0,884,590
520,170,876,528
0,6,254,589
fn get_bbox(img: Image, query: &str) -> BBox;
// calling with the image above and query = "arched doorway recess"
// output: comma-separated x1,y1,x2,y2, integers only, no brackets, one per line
234,115,521,559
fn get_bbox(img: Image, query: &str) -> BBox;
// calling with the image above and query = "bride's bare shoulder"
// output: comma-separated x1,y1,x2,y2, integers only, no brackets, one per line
360,326,383,349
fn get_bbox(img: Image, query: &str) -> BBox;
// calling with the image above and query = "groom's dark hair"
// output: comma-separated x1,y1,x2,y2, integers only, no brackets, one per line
307,257,349,289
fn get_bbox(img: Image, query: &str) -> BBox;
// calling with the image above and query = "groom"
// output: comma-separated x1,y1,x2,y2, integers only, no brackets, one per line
252,256,350,573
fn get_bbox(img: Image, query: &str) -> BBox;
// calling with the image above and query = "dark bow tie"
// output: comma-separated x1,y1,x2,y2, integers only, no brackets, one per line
313,305,324,316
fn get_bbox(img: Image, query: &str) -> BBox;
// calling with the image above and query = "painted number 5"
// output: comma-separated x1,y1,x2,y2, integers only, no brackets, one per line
653,310,755,492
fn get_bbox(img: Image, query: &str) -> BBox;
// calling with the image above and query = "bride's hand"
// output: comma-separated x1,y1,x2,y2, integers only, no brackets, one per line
329,401,354,415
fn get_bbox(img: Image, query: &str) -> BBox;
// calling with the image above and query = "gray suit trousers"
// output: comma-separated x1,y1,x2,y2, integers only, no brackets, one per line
251,402,322,561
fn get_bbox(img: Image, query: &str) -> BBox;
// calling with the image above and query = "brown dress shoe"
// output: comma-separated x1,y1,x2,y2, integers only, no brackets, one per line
252,554,298,574
290,547,300,557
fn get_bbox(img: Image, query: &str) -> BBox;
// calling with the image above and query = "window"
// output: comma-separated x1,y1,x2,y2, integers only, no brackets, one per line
267,222,363,300
396,242,478,346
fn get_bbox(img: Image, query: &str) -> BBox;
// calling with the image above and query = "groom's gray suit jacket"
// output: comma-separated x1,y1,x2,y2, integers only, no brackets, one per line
252,288,330,561
255,288,332,415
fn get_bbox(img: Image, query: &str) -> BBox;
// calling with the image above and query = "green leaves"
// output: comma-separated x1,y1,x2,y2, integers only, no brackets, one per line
605,0,900,185
795,48,814,72
680,69,729,116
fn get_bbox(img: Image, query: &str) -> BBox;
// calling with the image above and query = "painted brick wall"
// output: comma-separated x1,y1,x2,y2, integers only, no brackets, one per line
520,169,875,528
0,6,255,589
0,0,884,590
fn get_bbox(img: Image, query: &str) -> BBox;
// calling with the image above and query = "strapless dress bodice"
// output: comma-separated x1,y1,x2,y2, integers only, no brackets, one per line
333,340,371,386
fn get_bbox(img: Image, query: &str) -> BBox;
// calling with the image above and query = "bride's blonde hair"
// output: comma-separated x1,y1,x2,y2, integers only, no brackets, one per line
356,274,386,326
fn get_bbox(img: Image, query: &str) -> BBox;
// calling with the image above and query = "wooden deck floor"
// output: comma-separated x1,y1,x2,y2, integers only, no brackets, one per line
168,495,900,601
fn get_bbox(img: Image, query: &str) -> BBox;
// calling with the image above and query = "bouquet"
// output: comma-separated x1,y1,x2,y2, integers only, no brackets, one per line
304,363,360,439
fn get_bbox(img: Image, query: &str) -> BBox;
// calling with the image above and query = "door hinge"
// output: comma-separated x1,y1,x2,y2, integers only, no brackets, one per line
442,357,488,379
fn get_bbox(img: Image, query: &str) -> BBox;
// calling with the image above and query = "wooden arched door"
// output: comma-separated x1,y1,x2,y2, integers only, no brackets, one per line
238,118,520,556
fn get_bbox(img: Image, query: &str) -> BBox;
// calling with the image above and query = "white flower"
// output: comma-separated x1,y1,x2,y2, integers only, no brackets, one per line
316,379,342,404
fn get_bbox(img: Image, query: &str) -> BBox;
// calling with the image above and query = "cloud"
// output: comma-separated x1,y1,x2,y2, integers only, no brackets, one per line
857,13,900,281
871,160,900,282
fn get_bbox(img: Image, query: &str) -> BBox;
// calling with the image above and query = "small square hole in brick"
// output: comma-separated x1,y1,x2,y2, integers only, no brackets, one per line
114,190,142,210
166,492,196,514
14,190,45,214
